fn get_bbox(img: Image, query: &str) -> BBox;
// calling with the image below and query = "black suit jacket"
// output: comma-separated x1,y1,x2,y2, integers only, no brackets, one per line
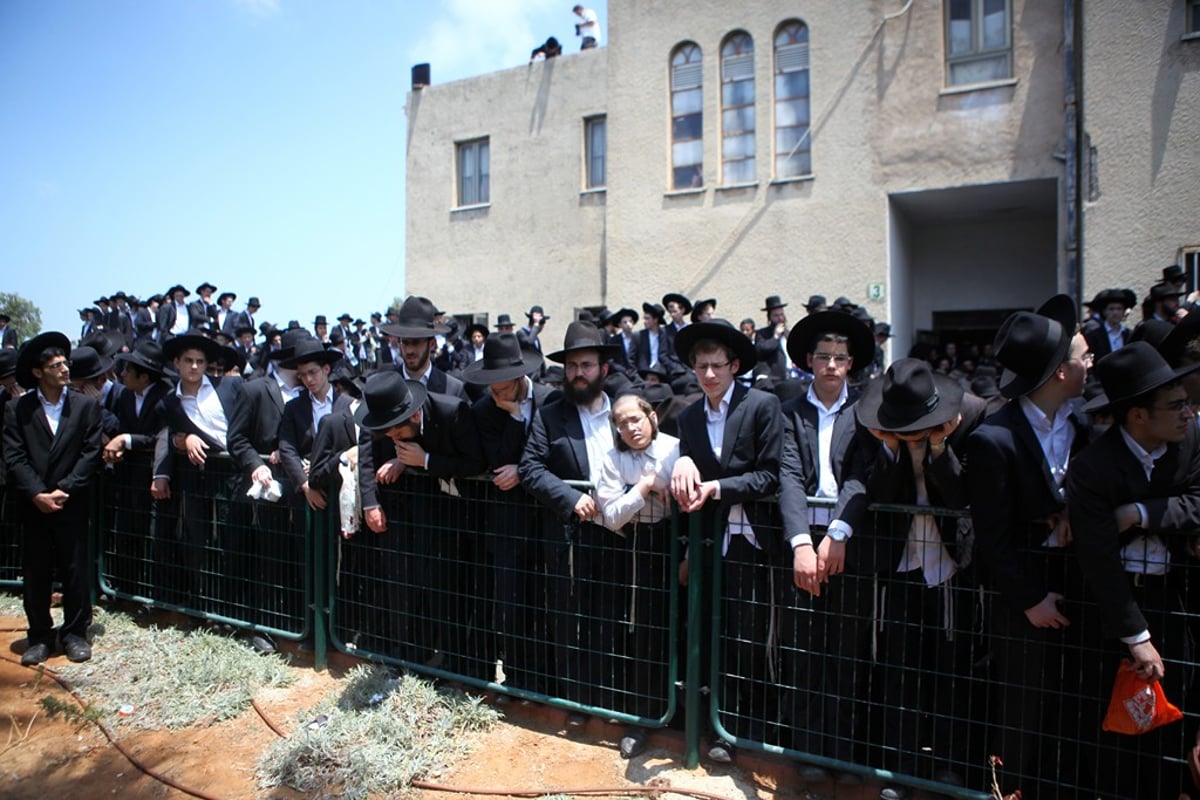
519,396,601,521
156,303,185,340
226,376,290,477
307,409,357,493
674,384,782,538
156,377,243,478
394,365,466,401
606,332,638,377
473,382,557,470
111,380,173,452
2,388,102,521
278,388,354,493
1068,422,1200,640
357,391,484,510
1083,323,1129,361
858,393,988,573
778,388,870,558
0,326,17,349
967,400,1090,613
635,328,684,376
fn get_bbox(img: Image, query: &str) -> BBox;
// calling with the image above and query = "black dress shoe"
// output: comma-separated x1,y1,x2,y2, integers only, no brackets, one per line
706,741,734,763
21,643,51,666
619,726,648,759
248,633,276,655
62,635,92,663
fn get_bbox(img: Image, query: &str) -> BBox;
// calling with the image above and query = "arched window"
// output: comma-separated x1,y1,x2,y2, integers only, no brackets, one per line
774,21,811,178
670,43,703,190
720,32,755,185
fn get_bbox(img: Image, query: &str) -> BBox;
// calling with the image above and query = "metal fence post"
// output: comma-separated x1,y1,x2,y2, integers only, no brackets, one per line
683,511,704,769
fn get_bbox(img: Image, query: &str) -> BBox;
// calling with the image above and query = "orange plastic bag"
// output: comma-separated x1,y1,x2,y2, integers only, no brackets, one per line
1102,660,1183,735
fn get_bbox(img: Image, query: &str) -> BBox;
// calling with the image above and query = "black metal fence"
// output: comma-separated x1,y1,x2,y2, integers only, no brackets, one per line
2,468,1197,798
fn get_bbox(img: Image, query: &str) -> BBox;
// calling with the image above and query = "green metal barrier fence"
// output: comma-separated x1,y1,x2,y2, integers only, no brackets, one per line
2,462,1196,797
0,485,22,588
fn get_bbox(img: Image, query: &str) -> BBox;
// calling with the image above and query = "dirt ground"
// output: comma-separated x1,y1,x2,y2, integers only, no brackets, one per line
0,612,878,800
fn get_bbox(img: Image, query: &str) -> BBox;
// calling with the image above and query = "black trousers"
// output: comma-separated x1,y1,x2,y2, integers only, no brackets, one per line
22,502,91,647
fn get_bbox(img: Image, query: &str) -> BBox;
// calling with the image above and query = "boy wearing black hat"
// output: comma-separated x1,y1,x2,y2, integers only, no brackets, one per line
966,295,1094,794
3,332,103,665
278,340,351,511
670,319,782,763
158,285,191,341
1083,288,1136,360
1068,342,1200,798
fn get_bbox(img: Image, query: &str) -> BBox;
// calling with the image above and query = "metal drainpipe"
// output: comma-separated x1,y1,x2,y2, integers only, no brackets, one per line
1063,0,1081,303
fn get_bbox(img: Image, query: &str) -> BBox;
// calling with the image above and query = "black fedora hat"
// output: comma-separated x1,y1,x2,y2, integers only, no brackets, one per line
279,337,343,369
662,293,693,314
354,372,427,431
216,292,237,305
195,282,217,294
785,310,875,369
0,349,16,380
494,313,516,329
638,362,669,382
762,295,788,312
545,320,622,363
68,346,113,381
1084,342,1200,412
1150,282,1185,302
525,305,549,321
1131,319,1174,349
313,315,329,326
1163,264,1186,284
163,331,224,364
16,331,71,389
874,322,893,338
804,294,827,311
689,298,716,322
993,294,1077,399
379,296,449,339
611,307,638,325
81,330,125,360
1160,309,1200,367
463,322,489,341
247,296,261,308
269,329,317,363
217,344,246,374
674,318,757,371
1086,288,1137,310
337,312,353,322
642,302,666,323
856,358,964,434
166,284,190,298
116,341,166,376
462,332,544,384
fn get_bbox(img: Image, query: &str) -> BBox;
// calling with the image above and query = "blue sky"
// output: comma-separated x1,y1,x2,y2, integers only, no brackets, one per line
1,0,605,337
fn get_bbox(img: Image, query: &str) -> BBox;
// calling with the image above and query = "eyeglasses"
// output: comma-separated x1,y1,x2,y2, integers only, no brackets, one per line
812,353,851,366
693,361,730,373
614,414,647,430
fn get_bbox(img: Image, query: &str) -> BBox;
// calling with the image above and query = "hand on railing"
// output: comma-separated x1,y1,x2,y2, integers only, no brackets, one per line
302,482,327,511
251,464,273,489
364,507,387,533
102,436,127,464
376,458,405,485
816,537,845,581
573,494,597,521
1024,592,1070,629
150,477,171,500
491,464,520,492
792,544,820,596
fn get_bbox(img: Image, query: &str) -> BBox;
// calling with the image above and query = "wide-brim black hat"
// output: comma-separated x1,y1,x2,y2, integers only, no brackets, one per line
116,342,166,376
545,320,621,363
674,318,756,372
1084,341,1200,412
80,330,125,360
354,372,427,431
856,358,964,434
68,346,113,381
216,292,237,305
611,307,638,325
279,338,343,369
494,314,515,328
463,323,489,341
166,285,191,298
785,310,875,369
1086,288,1137,310
641,302,666,323
662,293,693,314
269,329,318,363
994,294,1077,399
16,331,71,389
217,344,246,373
689,298,716,323
379,296,450,339
762,295,788,311
196,282,217,294
1160,310,1200,367
163,332,224,364
462,332,544,384
1163,264,1186,284
1131,319,1174,349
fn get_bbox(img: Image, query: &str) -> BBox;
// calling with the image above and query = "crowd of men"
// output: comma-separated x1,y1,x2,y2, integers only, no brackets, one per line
2,266,1199,798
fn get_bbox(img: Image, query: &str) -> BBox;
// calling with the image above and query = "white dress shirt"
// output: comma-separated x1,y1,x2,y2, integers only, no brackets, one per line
176,375,228,448
37,388,66,436
705,382,757,555
596,433,680,532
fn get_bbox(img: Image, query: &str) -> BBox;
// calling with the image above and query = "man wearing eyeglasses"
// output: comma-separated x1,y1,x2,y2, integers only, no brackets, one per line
1068,342,1200,798
775,310,875,783
3,332,102,666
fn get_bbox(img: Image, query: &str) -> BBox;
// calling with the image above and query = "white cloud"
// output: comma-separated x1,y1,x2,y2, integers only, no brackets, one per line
231,0,280,17
408,0,564,85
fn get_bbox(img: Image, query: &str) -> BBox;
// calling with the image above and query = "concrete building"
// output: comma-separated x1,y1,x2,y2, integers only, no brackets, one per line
405,1,1200,361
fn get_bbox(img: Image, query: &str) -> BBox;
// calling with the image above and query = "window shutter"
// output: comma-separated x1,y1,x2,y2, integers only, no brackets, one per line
776,42,809,73
723,52,754,82
673,61,702,90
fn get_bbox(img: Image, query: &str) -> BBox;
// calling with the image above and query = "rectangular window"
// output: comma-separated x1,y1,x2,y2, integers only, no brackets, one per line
945,0,1012,86
1191,0,1200,34
457,138,489,206
584,116,606,189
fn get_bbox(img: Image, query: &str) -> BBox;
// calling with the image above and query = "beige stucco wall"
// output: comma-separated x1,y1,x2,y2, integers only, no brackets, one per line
603,0,1065,330
1080,1,1200,297
406,0,1070,334
404,50,608,323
